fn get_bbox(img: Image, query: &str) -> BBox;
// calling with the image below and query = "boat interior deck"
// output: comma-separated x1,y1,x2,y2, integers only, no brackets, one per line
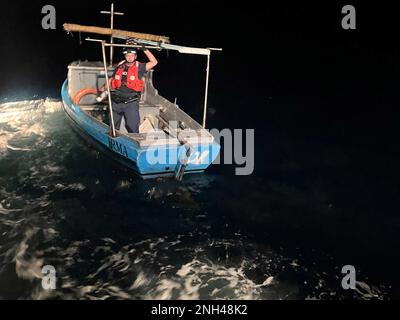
67,61,214,146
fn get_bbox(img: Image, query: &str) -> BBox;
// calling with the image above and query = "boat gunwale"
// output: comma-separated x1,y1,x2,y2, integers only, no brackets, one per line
62,98,206,178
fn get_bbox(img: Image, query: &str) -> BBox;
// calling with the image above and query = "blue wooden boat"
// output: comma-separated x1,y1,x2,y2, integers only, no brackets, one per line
61,22,221,180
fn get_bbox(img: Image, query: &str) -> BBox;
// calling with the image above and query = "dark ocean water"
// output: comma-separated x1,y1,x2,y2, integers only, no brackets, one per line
1,0,400,300
0,97,398,300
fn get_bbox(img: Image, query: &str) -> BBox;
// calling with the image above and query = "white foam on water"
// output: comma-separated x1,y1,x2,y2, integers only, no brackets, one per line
259,276,274,287
144,258,273,300
6,145,31,151
42,164,64,173
14,229,44,281
103,286,131,299
0,203,9,215
116,180,132,190
130,271,152,290
0,99,63,154
68,183,86,191
54,183,86,192
0,99,61,114
1,226,388,300
147,278,182,300
354,281,382,300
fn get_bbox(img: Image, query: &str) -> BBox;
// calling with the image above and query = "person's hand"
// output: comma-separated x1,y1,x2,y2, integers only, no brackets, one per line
126,38,136,45
140,44,148,52
96,91,108,102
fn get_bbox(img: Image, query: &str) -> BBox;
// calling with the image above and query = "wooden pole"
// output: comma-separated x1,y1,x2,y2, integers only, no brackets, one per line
202,53,211,129
101,41,116,137
63,23,170,43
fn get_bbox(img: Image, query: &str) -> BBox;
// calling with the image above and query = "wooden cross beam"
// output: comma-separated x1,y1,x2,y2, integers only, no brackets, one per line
100,3,124,65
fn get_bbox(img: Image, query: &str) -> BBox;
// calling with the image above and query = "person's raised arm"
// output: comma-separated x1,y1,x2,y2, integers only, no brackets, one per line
141,45,158,71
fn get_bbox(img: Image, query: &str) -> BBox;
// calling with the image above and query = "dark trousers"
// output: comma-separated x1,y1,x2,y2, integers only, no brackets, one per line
112,100,140,133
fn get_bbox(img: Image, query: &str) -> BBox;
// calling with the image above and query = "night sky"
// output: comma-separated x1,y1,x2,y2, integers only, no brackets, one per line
1,1,399,126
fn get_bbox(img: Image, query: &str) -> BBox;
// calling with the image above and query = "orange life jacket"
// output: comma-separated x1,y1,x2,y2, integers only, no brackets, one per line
111,61,144,92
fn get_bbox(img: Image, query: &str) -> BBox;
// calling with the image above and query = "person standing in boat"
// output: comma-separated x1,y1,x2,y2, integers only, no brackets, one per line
100,44,158,133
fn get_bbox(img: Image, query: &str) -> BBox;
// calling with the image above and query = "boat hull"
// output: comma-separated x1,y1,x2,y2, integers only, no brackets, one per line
61,80,220,178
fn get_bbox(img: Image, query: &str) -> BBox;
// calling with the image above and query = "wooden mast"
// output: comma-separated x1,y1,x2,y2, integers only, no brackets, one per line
100,3,124,66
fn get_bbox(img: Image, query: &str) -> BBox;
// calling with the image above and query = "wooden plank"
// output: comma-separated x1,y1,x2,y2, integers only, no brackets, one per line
63,23,170,43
